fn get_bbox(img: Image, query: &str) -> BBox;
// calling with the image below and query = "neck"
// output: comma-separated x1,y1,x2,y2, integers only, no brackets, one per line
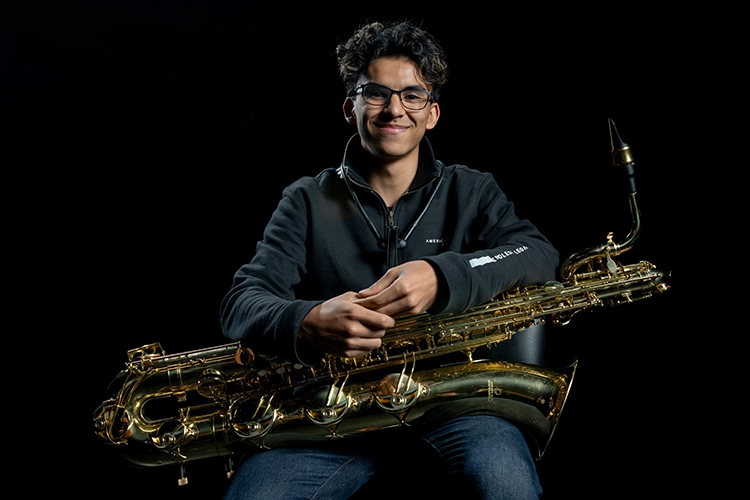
366,155,419,207
361,143,420,207
369,171,412,207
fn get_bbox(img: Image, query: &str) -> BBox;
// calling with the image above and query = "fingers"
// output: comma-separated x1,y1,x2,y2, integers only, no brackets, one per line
355,260,438,317
355,293,421,318
320,313,391,358
358,269,396,298
299,261,439,358
298,293,395,358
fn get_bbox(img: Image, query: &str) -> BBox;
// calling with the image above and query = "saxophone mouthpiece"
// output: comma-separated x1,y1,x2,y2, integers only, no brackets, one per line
609,118,637,194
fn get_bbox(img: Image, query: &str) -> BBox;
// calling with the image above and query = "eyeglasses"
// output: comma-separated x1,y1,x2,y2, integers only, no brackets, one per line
350,83,434,110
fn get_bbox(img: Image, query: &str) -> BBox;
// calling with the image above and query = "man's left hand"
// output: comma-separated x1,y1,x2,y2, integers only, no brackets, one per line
355,260,438,317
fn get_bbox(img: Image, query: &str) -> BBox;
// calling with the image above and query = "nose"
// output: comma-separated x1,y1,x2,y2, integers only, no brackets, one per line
383,92,405,115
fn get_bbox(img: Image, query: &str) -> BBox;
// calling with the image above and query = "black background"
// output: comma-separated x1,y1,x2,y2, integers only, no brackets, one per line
5,1,697,498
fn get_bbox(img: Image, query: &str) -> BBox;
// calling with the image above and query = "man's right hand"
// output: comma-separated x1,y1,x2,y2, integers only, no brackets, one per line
298,292,396,358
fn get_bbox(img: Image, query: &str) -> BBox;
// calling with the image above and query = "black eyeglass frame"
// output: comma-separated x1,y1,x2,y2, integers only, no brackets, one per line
349,83,435,110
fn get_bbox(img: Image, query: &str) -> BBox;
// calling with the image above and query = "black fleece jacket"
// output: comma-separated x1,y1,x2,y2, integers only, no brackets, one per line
220,135,559,365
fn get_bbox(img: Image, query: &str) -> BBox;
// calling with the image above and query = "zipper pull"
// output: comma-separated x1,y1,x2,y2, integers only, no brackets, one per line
387,206,396,226
386,225,400,268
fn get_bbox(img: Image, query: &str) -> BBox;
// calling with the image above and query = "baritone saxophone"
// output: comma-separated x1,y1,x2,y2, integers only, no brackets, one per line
93,118,671,485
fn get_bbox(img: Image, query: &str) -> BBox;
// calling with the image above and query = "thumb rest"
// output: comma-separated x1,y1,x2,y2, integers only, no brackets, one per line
92,119,671,484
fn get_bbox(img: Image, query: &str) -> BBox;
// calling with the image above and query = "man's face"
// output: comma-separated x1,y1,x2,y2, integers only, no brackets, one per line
343,57,440,165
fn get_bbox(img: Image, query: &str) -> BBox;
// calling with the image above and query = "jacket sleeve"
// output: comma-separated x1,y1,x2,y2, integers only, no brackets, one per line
422,172,559,315
219,185,323,365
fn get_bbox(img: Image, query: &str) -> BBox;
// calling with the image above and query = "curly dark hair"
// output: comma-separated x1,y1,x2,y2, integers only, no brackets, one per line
336,21,448,101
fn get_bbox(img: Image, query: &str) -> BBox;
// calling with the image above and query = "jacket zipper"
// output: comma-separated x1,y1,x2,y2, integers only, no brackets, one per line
343,166,441,269
385,206,400,268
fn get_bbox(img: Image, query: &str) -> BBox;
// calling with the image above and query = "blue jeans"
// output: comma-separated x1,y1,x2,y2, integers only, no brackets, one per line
223,415,542,500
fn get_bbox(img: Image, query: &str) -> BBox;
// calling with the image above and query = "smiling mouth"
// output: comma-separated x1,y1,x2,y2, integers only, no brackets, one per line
377,124,408,133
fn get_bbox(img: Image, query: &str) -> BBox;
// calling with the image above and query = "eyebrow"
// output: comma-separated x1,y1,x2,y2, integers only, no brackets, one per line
365,82,430,92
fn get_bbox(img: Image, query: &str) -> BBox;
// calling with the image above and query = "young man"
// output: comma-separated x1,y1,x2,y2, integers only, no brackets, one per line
220,21,558,499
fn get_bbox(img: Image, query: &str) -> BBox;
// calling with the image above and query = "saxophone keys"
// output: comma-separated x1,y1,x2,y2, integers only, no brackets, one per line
304,385,352,427
373,373,422,413
93,401,132,444
152,419,197,452
228,397,278,439
196,368,227,400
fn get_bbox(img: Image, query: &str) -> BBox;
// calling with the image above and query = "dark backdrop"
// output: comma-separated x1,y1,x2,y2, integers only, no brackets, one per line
5,2,691,498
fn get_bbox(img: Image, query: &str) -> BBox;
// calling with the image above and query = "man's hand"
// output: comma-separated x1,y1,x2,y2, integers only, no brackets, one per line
355,260,438,317
298,292,396,358
298,261,438,357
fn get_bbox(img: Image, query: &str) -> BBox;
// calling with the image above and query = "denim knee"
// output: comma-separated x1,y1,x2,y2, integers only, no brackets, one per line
419,415,542,500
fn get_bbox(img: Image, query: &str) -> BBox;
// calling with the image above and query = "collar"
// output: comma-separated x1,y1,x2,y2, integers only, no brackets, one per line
340,134,442,191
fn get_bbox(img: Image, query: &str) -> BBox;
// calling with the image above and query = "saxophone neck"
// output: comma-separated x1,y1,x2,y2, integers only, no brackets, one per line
560,192,641,280
560,119,641,281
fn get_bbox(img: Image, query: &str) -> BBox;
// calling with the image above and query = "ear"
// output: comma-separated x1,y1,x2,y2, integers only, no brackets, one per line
343,97,357,125
425,102,440,130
